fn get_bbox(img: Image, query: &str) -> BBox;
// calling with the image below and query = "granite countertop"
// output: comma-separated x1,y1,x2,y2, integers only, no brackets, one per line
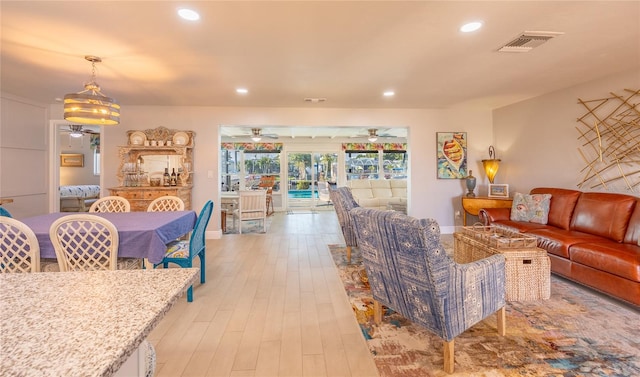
0,268,199,377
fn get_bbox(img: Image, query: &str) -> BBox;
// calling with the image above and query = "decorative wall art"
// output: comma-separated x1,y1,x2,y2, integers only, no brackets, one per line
60,153,84,167
488,183,509,198
576,88,640,193
436,132,467,179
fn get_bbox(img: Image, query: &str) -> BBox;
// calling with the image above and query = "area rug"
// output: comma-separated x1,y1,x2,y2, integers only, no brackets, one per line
328,244,640,377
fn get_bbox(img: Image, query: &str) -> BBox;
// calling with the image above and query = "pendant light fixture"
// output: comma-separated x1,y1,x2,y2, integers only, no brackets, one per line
64,56,120,125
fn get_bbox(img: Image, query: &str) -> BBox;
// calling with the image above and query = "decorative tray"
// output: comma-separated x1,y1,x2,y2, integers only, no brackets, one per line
461,225,538,249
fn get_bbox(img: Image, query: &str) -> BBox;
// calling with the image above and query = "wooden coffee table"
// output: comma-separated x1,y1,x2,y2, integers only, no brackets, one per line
453,227,550,301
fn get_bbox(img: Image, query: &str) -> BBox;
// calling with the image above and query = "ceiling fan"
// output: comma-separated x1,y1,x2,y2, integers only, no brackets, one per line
228,127,279,141
61,124,99,138
353,128,398,142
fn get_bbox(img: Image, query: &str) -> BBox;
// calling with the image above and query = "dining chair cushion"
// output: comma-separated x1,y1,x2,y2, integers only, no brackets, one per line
164,240,190,259
117,258,143,270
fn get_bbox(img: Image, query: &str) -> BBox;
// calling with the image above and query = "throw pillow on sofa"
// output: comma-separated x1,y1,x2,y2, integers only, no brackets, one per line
510,192,552,224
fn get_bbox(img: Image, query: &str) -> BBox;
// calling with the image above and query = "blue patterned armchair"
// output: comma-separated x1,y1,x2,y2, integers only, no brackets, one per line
329,187,360,263
350,207,506,373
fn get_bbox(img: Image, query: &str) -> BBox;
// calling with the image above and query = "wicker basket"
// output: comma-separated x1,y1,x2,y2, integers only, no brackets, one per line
453,232,550,301
461,225,538,249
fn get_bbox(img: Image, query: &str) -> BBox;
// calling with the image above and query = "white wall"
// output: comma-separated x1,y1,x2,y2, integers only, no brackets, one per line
16,68,639,231
49,106,494,233
493,69,640,196
0,94,49,218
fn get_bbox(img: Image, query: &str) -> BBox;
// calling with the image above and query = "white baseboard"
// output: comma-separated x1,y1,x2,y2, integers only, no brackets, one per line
206,230,223,239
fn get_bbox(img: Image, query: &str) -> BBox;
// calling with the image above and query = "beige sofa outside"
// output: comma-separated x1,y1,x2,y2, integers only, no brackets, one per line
346,179,407,211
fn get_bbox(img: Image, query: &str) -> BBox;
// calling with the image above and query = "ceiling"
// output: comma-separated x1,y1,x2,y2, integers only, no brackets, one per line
2,1,639,139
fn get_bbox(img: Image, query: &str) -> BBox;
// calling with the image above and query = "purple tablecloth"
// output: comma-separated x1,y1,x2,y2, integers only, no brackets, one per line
21,211,197,264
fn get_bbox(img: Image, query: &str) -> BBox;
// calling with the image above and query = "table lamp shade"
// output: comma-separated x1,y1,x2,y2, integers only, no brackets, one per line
482,159,501,184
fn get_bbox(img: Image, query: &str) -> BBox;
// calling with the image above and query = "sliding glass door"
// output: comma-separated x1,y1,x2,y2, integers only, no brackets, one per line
286,152,338,209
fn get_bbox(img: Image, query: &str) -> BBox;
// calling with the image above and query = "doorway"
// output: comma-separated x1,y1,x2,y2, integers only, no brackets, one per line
286,152,337,210
49,121,102,212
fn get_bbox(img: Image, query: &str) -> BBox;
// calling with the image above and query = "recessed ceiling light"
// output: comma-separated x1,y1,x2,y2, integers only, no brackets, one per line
178,8,200,21
460,21,483,33
236,88,249,94
383,91,395,97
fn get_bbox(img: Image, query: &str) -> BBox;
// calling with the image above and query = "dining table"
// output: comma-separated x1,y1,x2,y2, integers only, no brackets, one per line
20,210,197,264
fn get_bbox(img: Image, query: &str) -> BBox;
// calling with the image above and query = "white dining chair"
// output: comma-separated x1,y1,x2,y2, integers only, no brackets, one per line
147,196,185,212
89,196,131,213
0,216,40,273
49,214,140,271
232,190,267,234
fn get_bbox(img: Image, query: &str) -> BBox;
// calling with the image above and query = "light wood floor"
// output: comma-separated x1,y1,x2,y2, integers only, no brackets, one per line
149,209,380,377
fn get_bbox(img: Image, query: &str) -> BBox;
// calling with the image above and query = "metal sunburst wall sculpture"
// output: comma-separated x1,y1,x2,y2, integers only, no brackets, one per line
576,88,640,193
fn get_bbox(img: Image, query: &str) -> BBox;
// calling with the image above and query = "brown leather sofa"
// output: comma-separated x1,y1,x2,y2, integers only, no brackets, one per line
480,187,639,306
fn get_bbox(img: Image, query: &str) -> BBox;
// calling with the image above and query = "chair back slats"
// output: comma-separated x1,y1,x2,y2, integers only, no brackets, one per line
49,214,119,271
189,200,214,258
238,190,267,219
89,196,131,213
147,196,185,212
232,190,267,233
0,217,40,273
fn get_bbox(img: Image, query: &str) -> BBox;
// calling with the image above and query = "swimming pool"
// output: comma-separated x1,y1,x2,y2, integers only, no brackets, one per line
288,190,318,199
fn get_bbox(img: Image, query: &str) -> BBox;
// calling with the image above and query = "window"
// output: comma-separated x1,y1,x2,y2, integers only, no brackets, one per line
383,151,407,179
220,148,281,192
345,150,407,180
243,151,281,191
345,151,379,180
221,149,241,192
93,149,101,176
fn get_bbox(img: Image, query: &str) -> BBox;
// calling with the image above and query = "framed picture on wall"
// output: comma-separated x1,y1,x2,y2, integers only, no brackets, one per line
60,153,84,167
436,132,467,179
488,183,509,198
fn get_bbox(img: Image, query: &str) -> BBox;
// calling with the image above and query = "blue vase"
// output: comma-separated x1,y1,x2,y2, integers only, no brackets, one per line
466,170,476,197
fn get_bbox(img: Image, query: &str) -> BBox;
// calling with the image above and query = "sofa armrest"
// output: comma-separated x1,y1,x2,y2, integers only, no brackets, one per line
479,208,511,225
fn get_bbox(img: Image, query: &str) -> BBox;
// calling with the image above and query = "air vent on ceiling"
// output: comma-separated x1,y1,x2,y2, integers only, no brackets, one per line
498,31,564,53
304,97,327,103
